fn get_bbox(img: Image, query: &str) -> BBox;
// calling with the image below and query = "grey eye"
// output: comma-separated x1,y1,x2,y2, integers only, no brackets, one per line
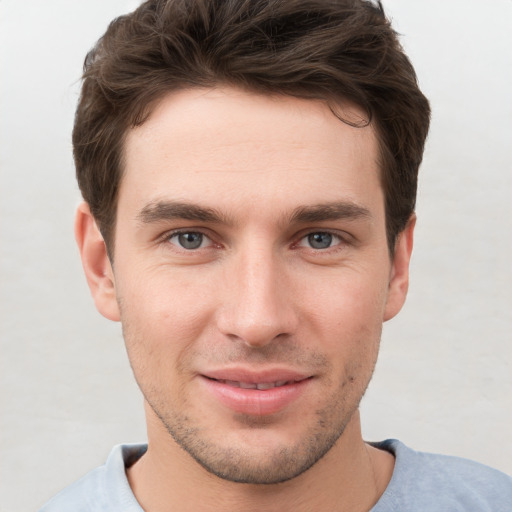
307,232,333,249
174,232,205,250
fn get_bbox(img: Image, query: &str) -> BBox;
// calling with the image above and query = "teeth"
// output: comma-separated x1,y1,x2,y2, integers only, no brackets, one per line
239,381,257,389
221,379,292,389
256,382,276,390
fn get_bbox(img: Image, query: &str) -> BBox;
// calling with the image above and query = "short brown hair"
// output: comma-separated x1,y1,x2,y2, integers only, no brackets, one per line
73,0,430,255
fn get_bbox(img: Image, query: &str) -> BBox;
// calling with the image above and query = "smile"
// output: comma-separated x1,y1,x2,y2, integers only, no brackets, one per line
211,378,304,390
200,373,312,415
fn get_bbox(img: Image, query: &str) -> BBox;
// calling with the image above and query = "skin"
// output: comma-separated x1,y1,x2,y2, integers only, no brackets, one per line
76,87,414,511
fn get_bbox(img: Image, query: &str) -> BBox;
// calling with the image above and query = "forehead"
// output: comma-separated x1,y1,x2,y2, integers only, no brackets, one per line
120,87,382,219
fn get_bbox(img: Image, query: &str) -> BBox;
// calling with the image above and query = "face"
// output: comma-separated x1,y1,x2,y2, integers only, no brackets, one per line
83,87,412,484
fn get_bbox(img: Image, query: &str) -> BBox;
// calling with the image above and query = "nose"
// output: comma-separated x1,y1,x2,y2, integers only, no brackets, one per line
216,247,298,348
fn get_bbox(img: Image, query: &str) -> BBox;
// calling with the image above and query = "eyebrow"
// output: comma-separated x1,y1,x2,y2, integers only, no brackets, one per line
137,200,228,225
136,199,371,226
290,202,372,224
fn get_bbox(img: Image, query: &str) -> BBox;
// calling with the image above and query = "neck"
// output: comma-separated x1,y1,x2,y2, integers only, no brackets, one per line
127,408,394,512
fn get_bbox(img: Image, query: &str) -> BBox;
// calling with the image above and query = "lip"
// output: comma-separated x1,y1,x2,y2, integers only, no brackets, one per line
199,368,312,416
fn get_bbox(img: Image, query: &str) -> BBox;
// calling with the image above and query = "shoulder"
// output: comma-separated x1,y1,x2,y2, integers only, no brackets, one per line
372,439,512,512
38,444,147,512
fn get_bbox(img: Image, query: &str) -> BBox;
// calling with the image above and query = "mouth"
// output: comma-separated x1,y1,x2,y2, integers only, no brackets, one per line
206,377,308,390
200,371,313,416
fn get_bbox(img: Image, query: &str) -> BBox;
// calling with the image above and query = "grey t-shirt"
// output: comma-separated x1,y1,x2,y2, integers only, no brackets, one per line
39,439,512,511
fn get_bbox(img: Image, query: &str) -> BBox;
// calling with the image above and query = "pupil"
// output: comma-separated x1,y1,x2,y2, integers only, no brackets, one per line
179,232,202,249
308,232,332,249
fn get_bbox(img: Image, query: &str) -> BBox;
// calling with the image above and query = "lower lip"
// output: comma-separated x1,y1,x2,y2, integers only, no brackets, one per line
200,377,310,416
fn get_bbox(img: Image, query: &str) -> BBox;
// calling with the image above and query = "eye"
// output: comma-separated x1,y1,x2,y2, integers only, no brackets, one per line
168,231,211,250
299,232,342,250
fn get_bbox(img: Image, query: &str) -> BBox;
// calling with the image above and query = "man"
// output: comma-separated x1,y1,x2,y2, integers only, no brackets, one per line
40,0,512,510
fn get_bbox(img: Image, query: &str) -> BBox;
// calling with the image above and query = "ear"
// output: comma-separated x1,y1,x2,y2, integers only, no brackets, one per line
74,202,120,322
383,214,416,322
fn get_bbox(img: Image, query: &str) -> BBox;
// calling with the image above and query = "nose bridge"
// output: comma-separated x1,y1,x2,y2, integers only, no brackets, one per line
217,240,297,347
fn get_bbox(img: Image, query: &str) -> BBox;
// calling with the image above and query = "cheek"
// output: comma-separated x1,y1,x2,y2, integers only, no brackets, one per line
116,269,218,381
307,273,388,336
302,273,387,379
119,266,217,332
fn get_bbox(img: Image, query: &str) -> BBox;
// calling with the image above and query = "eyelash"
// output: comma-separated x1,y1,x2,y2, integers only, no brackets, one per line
160,228,349,253
163,229,217,251
295,231,346,251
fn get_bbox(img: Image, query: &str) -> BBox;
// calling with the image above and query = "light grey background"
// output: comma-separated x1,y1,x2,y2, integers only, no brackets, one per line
1,1,511,510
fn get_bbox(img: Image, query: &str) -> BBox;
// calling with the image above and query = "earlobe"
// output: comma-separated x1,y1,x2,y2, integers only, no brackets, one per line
383,215,416,322
74,202,121,322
